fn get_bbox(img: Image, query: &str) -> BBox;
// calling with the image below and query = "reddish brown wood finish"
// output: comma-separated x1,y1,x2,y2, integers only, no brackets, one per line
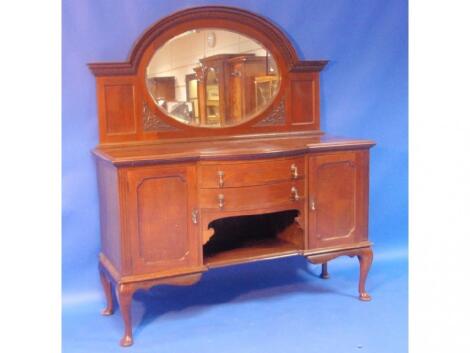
125,164,201,275
95,76,141,144
287,72,320,128
95,144,374,346
116,283,133,346
205,238,299,268
199,180,305,211
147,77,175,101
99,261,202,347
357,247,374,301
306,246,373,300
90,6,376,347
93,134,374,166
88,6,327,145
307,150,370,249
98,263,114,315
198,156,305,188
96,159,122,272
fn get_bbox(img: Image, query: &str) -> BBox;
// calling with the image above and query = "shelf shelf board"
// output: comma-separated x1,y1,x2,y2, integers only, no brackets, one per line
204,238,300,269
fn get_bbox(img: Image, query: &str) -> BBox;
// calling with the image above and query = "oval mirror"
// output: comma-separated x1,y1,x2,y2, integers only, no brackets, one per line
146,28,280,128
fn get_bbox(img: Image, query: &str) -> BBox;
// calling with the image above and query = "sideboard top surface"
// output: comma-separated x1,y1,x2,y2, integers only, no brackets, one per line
93,133,375,166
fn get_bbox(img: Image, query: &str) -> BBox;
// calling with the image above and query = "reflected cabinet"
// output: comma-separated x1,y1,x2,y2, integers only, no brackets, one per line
90,6,375,347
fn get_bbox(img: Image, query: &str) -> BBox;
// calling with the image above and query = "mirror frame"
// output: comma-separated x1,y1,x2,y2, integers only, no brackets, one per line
136,7,294,132
89,6,327,143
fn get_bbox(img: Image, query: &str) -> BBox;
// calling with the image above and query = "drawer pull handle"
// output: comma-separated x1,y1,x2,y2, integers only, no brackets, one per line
291,187,300,201
218,194,225,209
311,200,316,211
217,171,225,188
192,209,199,224
290,164,299,179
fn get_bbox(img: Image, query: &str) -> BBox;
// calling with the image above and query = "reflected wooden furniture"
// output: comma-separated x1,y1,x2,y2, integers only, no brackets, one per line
255,75,279,108
185,74,199,121
194,53,271,126
89,6,375,347
146,76,175,101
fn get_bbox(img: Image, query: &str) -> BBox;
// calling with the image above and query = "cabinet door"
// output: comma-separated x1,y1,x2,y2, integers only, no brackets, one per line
308,151,369,249
126,164,200,275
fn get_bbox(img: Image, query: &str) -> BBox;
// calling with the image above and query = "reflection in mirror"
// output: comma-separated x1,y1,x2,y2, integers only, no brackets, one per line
146,29,280,128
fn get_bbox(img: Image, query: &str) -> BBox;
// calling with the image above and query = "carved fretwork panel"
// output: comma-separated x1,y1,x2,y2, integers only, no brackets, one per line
142,102,178,132
254,98,286,126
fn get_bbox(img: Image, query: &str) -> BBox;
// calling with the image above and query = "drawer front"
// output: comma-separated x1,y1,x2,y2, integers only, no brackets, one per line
198,156,305,188
199,179,305,211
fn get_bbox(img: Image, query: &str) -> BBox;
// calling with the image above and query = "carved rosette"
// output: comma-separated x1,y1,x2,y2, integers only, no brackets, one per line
142,102,178,131
254,98,286,126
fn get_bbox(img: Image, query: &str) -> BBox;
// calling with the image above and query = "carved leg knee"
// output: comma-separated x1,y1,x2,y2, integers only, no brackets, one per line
320,262,330,279
116,283,135,347
99,265,114,316
357,247,373,301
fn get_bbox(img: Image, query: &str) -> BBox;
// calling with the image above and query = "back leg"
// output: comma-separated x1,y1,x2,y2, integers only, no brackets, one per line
320,262,329,279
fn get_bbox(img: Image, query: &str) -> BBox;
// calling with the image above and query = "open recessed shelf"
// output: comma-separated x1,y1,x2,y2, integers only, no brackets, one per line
203,210,304,267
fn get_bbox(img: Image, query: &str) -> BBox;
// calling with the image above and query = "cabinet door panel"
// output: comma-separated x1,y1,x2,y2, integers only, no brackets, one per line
308,151,369,249
126,164,200,275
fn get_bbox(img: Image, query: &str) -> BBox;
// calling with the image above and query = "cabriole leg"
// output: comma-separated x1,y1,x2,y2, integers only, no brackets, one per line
98,264,114,316
116,283,135,347
357,247,373,301
320,262,329,279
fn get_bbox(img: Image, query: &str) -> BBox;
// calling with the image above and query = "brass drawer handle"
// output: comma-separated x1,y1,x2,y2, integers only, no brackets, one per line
291,186,300,201
217,170,225,188
290,164,298,179
311,199,316,211
192,209,199,224
218,194,225,209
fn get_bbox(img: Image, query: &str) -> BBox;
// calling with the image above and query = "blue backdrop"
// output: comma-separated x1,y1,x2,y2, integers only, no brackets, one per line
62,1,407,352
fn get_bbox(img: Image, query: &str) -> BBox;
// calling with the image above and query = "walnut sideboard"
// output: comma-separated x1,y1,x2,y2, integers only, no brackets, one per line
89,6,375,347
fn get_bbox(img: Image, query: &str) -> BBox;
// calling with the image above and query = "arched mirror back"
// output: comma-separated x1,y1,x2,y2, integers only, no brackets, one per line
88,6,327,144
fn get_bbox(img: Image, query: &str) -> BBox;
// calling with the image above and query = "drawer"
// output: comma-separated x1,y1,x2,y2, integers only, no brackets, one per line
199,179,305,211
198,156,305,188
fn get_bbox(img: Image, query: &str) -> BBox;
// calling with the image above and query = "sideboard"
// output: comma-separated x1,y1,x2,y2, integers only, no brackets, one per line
89,6,375,347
